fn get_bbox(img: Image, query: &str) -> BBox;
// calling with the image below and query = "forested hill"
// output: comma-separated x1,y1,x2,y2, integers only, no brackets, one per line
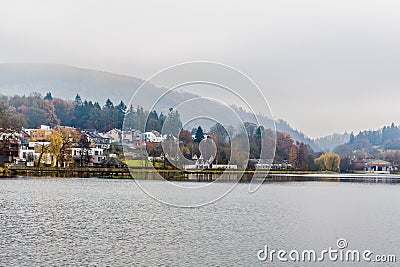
0,63,325,150
0,92,184,137
1,63,393,154
334,123,400,156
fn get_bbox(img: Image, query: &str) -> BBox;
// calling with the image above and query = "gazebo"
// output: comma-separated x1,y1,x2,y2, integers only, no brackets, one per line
100,157,127,168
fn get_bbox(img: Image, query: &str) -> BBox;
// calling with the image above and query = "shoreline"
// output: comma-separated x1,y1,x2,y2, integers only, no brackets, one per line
2,166,400,184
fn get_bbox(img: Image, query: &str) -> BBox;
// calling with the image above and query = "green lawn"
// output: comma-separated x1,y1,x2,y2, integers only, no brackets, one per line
124,160,163,168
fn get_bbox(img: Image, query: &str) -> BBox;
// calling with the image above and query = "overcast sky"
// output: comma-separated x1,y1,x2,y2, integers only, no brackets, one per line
1,0,400,138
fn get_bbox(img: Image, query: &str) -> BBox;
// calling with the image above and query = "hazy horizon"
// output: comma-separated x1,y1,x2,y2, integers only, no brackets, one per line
2,0,400,138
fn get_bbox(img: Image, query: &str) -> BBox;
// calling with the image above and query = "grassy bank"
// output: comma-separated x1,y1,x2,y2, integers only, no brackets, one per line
124,159,163,168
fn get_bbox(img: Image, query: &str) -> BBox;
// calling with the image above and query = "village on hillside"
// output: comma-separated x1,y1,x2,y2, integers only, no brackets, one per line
0,123,398,174
0,124,239,170
0,93,399,174
0,124,176,168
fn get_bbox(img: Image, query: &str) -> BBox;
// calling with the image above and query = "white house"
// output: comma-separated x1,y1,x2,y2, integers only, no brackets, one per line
143,131,163,143
17,141,52,166
106,128,122,143
84,131,111,150
71,147,106,165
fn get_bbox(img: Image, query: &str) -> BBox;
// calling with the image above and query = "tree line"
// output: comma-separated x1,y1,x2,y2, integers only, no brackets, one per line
0,92,182,134
164,123,323,171
334,122,400,158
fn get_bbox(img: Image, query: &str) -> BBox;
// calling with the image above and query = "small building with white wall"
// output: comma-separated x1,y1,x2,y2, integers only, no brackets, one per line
365,160,393,174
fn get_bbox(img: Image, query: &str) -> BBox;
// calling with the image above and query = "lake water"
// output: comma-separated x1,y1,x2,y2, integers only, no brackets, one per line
0,178,399,266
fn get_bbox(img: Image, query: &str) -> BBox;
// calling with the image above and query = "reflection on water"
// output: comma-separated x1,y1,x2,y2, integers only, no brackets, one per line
0,178,399,266
185,172,400,184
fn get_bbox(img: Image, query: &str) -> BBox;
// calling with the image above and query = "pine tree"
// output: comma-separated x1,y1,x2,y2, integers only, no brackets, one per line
194,126,204,143
44,92,53,101
117,101,127,129
105,98,114,109
75,94,82,105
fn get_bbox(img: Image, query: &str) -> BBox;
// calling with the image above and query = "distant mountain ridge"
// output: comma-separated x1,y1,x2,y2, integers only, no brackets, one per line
314,132,351,152
0,63,194,110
